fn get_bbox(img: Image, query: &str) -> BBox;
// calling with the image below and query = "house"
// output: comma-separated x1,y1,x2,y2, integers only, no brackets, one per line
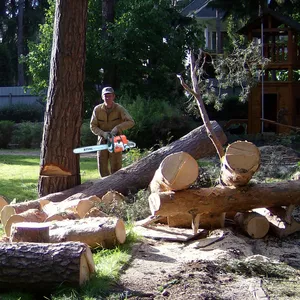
181,0,227,53
238,9,300,134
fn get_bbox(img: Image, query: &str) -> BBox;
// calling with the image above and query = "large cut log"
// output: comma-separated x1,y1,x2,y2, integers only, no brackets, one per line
35,121,227,202
149,151,199,193
10,222,50,243
219,141,260,187
149,180,300,217
0,242,95,292
48,217,126,248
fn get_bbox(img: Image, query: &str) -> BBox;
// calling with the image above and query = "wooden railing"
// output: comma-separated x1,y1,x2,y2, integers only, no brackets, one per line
264,43,300,63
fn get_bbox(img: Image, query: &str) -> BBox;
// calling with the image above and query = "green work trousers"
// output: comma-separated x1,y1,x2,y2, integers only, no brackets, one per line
97,149,122,178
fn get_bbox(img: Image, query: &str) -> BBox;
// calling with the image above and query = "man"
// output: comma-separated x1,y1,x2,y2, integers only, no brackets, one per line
90,86,135,177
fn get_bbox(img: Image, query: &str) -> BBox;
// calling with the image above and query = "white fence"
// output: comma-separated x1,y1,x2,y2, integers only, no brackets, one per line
0,86,43,108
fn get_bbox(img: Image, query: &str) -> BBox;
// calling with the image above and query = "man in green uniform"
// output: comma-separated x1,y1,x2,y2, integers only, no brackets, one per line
90,87,135,177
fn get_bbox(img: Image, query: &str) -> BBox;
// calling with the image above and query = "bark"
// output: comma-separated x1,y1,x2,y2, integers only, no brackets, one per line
234,212,270,239
39,121,227,202
149,180,300,217
149,152,199,193
0,242,95,292
11,222,50,243
38,0,88,197
220,141,260,187
48,217,126,249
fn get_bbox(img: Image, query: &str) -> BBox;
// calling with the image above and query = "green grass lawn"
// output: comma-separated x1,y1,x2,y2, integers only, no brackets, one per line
0,154,99,203
0,152,141,300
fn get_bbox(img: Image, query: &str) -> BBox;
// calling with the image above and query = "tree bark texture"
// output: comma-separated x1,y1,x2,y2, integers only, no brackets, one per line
49,121,227,202
11,222,50,243
38,0,88,197
149,180,300,217
0,242,95,292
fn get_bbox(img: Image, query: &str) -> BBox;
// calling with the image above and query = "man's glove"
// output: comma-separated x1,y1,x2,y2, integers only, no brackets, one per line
102,132,110,139
111,127,119,136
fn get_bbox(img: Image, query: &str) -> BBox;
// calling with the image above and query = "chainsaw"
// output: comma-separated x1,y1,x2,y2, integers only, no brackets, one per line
73,134,136,154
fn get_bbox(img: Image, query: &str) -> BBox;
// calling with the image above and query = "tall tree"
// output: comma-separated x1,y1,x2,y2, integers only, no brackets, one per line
0,0,49,86
38,0,88,197
17,0,25,85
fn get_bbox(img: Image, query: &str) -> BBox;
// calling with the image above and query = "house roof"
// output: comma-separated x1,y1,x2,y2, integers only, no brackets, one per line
238,8,300,36
181,0,223,19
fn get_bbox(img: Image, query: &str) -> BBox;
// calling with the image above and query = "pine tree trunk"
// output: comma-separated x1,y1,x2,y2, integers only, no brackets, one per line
38,0,88,197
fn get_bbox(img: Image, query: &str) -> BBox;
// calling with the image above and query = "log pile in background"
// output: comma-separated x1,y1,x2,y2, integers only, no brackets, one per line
147,142,300,239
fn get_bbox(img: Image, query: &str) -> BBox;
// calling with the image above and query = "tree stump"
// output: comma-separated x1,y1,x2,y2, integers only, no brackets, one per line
234,211,270,239
0,242,95,292
220,141,260,187
10,222,50,243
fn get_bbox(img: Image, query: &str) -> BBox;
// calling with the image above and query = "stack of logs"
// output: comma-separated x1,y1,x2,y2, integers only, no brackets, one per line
148,141,300,239
0,191,126,291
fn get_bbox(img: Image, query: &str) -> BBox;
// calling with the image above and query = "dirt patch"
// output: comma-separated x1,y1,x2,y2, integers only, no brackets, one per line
116,226,300,299
115,145,300,299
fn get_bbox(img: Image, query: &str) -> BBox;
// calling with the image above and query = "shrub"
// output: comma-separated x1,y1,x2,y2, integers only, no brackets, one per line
0,120,15,148
11,122,43,148
119,94,197,149
80,120,97,146
0,103,45,123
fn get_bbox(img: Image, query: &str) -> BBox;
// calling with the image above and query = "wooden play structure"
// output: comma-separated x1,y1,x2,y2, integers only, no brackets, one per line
238,9,300,134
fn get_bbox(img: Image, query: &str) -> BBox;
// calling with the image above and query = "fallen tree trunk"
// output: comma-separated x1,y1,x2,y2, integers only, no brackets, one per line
36,121,227,202
149,180,300,217
48,217,126,248
0,242,95,292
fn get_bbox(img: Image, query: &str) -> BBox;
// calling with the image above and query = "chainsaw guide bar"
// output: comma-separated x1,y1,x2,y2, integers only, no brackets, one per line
73,135,136,154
